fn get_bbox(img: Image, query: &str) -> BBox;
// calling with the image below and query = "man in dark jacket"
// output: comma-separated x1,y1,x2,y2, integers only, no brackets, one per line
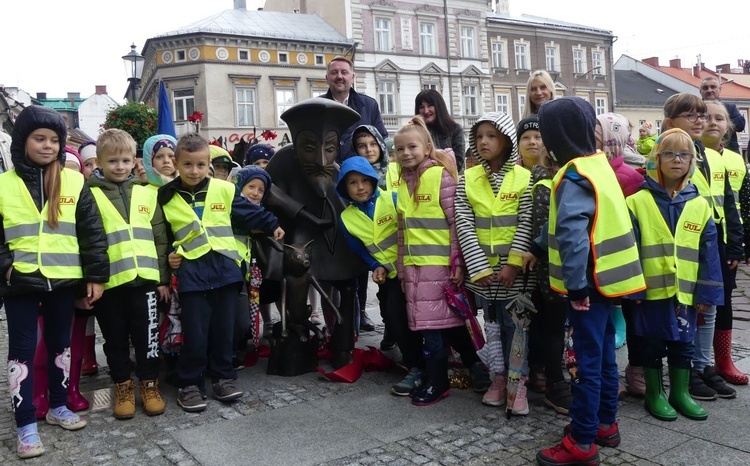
320,56,388,162
700,76,746,153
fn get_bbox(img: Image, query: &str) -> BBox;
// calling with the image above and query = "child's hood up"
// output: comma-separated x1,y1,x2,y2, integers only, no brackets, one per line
335,156,380,202
142,134,177,187
538,96,597,166
645,128,696,193
10,106,67,168
352,125,387,162
468,112,519,172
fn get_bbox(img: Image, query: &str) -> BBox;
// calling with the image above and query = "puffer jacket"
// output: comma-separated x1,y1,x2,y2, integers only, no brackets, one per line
609,156,644,198
0,106,108,297
397,157,463,331
87,169,170,285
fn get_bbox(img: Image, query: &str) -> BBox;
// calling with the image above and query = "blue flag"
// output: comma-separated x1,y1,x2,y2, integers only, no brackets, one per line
157,81,176,137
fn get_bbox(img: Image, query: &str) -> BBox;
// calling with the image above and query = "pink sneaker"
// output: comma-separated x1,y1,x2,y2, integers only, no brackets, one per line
482,374,506,407
512,377,530,415
625,365,646,397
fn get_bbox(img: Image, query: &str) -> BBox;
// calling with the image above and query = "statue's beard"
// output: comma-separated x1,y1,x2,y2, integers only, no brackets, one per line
301,163,333,198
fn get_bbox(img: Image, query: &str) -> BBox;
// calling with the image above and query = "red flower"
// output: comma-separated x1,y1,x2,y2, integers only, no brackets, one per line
261,130,278,140
187,111,204,123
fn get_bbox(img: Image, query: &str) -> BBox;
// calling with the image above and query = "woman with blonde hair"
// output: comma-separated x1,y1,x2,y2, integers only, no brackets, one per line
522,70,556,118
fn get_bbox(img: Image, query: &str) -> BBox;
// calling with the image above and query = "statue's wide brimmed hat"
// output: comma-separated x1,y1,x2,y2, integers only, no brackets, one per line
281,98,361,144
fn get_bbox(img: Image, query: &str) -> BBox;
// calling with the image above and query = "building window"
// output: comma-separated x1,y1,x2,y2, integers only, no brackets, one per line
375,17,393,52
545,44,560,72
173,89,195,121
518,94,526,118
236,87,256,127
423,83,438,90
595,97,607,115
310,87,327,98
592,50,605,75
573,48,586,74
514,41,528,70
175,49,186,62
419,22,436,55
276,88,296,126
495,93,510,114
491,41,507,68
378,81,396,115
278,52,289,64
464,85,478,115
460,26,476,58
238,49,250,61
655,120,662,134
315,54,325,66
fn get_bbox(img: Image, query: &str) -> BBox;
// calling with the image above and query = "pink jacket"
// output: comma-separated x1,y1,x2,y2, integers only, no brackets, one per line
397,158,463,331
608,155,644,198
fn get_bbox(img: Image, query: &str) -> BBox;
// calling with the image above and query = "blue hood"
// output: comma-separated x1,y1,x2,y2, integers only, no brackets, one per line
538,96,597,165
336,156,380,202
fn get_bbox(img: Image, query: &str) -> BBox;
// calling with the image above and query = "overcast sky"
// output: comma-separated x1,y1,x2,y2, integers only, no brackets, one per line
2,0,748,103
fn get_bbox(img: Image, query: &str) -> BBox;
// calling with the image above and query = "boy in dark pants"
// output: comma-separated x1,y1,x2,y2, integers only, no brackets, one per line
159,134,283,413
87,129,171,419
535,98,646,466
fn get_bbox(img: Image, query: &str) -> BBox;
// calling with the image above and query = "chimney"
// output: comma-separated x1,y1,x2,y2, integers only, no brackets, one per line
234,0,246,9
67,92,81,100
95,85,107,95
669,58,681,69
37,92,47,100
642,57,659,67
716,64,730,74
693,65,701,78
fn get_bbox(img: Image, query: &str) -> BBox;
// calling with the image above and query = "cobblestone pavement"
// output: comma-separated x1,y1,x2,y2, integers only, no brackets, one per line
1,266,750,465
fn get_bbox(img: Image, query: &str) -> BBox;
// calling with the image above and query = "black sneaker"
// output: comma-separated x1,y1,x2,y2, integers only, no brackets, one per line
469,362,491,393
232,357,245,371
689,370,718,401
212,379,243,402
701,366,737,399
177,385,207,412
380,338,396,351
544,380,573,415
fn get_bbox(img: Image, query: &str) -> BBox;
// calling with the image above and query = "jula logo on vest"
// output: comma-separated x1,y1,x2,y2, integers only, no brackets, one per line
210,203,226,212
416,194,431,202
728,169,739,179
59,196,76,205
377,214,394,226
500,192,518,201
683,221,702,233
712,172,725,181
138,205,150,215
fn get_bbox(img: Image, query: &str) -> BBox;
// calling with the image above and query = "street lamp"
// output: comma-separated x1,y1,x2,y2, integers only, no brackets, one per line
572,66,602,94
122,43,145,102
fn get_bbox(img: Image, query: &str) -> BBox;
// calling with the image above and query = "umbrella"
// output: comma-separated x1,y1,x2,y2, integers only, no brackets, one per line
504,288,537,419
444,282,485,351
158,274,183,355
157,81,176,138
248,257,263,349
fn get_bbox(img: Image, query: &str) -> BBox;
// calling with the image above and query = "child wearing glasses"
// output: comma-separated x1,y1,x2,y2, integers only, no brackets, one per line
662,93,742,402
624,128,723,422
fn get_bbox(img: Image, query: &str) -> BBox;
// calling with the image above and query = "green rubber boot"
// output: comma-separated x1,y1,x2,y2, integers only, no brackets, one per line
668,367,708,421
643,367,677,421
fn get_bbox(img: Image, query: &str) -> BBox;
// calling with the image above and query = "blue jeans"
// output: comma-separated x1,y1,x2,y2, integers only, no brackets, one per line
692,305,716,372
566,293,618,445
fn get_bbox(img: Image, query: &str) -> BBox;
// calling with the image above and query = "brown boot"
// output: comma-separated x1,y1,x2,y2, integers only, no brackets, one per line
113,380,136,419
139,379,166,416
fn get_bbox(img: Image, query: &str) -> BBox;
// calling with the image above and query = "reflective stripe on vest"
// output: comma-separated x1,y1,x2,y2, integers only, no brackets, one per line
548,153,645,297
91,185,160,290
721,148,746,219
0,168,84,279
691,148,726,225
340,190,398,278
464,164,530,266
385,161,401,192
626,190,713,304
397,166,450,266
162,178,243,263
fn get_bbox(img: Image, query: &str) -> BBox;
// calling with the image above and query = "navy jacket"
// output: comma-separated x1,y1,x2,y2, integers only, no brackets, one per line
321,88,388,162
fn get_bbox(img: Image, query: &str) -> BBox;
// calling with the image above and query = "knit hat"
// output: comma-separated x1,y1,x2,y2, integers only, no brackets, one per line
516,115,540,143
640,122,654,135
234,165,272,204
244,144,275,166
65,145,83,173
78,140,97,161
10,106,67,168
537,97,597,166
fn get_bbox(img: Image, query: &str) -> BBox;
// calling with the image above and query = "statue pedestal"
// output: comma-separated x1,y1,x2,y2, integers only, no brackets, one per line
266,323,319,376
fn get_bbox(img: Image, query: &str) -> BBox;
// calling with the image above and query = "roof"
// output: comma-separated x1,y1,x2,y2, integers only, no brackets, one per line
161,9,351,45
487,13,611,36
614,70,678,107
640,60,750,100
38,97,84,111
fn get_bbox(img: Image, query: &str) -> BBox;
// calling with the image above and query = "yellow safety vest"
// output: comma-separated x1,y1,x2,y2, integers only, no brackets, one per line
91,185,160,290
531,178,554,198
385,161,401,192
0,168,84,279
548,153,645,297
721,148,746,215
397,166,450,266
627,190,712,305
464,164,530,266
340,190,398,278
691,148,726,225
162,179,243,264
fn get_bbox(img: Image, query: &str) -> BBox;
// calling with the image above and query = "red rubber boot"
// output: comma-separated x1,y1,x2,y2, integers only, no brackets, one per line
67,315,90,411
33,317,49,420
714,330,749,385
81,316,98,376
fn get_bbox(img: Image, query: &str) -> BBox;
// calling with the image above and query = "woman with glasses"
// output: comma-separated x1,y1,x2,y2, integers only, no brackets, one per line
700,101,750,386
663,93,743,401
625,128,723,421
